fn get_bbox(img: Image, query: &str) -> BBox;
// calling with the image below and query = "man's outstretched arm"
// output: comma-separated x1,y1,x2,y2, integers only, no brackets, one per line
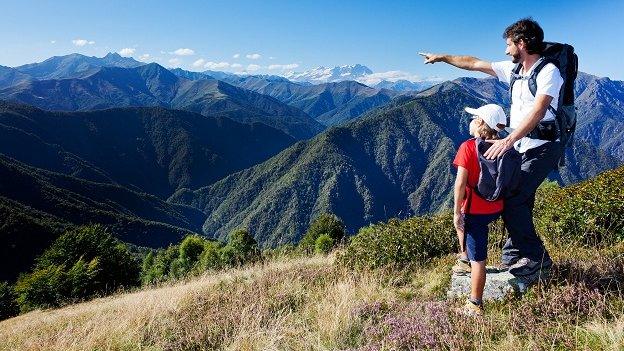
419,53,497,77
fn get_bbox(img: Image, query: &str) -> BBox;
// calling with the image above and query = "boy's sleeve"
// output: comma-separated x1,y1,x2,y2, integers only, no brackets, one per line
453,141,470,169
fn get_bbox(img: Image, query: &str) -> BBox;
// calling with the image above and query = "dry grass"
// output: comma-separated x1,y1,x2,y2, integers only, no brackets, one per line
2,245,623,351
0,254,416,351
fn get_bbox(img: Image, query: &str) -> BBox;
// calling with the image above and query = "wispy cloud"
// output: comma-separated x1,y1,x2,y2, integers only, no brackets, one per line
192,59,206,68
268,63,299,70
118,48,135,57
138,54,151,62
72,39,95,47
204,61,230,70
50,40,56,44
246,53,261,60
232,53,240,59
171,48,195,56
246,64,261,71
168,58,182,67
231,63,243,69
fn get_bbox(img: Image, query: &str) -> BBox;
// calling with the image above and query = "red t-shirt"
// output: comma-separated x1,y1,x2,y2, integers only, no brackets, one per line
453,139,504,215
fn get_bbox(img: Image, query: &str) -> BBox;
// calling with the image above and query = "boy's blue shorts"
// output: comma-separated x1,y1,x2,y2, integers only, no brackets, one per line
465,213,500,262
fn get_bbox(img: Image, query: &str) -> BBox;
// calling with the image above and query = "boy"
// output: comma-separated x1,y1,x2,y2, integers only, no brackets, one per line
452,104,507,317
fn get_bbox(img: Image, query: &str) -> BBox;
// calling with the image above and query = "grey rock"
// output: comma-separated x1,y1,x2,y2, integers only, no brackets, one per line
447,267,550,301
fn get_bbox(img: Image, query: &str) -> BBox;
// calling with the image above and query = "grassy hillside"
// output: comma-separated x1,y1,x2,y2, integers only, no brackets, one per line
1,166,622,350
0,154,206,281
0,102,296,198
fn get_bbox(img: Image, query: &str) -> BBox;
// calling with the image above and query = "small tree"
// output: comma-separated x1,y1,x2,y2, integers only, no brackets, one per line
178,235,207,273
222,228,260,266
15,225,140,311
196,241,222,273
0,282,19,320
299,213,346,253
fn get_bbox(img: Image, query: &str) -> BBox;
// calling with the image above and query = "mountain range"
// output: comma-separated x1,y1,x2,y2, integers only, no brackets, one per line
169,80,620,247
0,152,207,281
0,101,296,198
0,62,323,140
0,52,623,258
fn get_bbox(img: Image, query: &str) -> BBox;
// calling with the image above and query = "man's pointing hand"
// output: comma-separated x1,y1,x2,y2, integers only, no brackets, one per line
418,52,444,64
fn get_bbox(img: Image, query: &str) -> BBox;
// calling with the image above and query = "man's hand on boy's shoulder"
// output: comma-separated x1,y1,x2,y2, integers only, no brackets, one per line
483,137,515,159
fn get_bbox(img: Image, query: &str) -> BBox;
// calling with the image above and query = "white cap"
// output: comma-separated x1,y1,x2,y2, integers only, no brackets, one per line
464,104,507,132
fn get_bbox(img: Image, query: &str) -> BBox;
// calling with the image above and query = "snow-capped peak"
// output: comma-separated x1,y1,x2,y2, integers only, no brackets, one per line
285,64,373,84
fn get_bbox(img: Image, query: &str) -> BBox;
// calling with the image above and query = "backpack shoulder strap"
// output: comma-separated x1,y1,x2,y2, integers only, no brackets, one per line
527,58,558,115
509,63,522,97
527,57,553,96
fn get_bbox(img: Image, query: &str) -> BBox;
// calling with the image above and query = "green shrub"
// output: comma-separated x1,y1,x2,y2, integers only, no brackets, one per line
337,212,455,270
178,235,208,272
142,245,179,284
221,228,260,266
15,225,140,311
0,281,19,320
314,234,334,254
196,241,223,273
535,167,624,245
299,213,346,253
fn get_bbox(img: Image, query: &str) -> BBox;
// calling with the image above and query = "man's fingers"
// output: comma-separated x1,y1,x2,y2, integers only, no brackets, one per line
484,144,501,159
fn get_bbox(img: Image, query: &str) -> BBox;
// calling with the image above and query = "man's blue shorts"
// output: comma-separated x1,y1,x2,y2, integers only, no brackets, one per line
465,213,500,262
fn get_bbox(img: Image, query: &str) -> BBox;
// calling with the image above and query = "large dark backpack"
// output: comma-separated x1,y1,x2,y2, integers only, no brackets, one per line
466,138,522,211
509,42,578,166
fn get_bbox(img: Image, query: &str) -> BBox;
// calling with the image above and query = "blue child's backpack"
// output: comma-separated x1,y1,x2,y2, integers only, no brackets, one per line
472,138,522,202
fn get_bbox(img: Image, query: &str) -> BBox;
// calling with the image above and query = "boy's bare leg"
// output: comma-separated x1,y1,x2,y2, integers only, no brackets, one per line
470,260,486,302
457,232,467,259
456,230,466,258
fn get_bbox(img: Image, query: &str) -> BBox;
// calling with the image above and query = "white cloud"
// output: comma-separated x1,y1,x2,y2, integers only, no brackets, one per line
268,63,299,70
204,61,230,70
246,53,261,60
50,40,56,44
246,64,261,71
168,58,182,67
269,56,276,60
192,58,206,68
172,48,195,56
72,39,95,47
138,54,151,62
233,53,240,59
231,63,243,68
118,48,135,57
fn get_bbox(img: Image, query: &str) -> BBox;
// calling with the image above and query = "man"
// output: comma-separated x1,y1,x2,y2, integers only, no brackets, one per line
420,18,563,277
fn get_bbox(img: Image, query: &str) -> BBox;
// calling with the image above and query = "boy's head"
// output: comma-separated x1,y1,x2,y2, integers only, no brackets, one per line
465,104,507,140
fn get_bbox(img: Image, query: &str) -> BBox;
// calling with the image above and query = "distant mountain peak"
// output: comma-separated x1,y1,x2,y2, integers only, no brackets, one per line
285,64,373,84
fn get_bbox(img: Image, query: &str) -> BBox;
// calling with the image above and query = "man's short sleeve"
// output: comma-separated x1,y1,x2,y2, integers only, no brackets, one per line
453,141,471,169
535,63,564,98
491,61,515,84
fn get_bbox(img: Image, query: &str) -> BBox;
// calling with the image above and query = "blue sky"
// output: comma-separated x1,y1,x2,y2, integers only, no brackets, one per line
1,0,622,80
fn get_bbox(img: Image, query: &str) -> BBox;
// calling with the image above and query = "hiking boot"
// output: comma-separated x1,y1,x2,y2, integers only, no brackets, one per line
452,258,471,275
492,262,512,272
508,257,552,277
455,299,483,318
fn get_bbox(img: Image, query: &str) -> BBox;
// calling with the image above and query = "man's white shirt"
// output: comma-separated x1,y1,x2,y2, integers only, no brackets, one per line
491,59,564,153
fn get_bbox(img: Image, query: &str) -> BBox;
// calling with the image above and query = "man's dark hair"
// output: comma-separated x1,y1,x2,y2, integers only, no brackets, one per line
503,18,545,55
